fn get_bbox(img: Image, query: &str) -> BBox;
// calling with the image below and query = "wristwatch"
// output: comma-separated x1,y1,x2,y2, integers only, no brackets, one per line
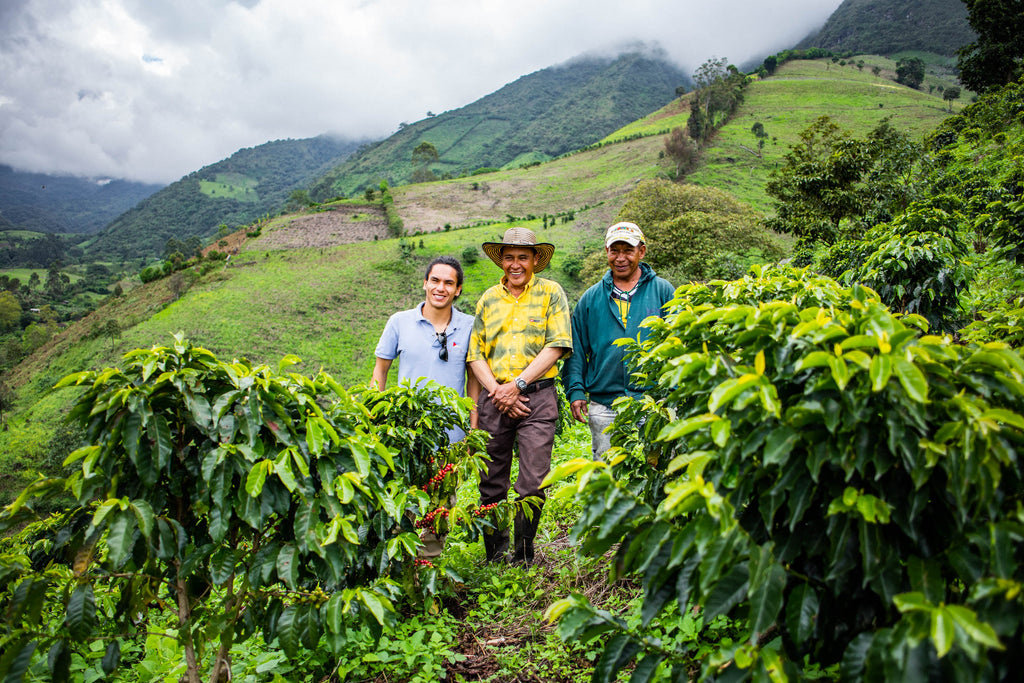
514,377,528,392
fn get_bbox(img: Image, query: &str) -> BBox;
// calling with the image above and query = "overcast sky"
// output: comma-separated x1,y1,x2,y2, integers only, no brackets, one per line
0,0,842,185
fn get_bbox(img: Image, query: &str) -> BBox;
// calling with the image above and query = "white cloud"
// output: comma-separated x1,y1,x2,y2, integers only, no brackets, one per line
0,0,841,184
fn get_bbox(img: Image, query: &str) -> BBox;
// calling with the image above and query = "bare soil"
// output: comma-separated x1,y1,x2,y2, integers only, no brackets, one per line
245,204,392,252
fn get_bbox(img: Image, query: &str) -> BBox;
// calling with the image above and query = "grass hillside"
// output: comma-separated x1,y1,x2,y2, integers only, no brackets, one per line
85,136,363,260
308,50,689,200
0,57,960,502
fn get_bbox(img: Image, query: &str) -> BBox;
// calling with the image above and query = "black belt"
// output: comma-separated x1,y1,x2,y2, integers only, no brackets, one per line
521,378,555,394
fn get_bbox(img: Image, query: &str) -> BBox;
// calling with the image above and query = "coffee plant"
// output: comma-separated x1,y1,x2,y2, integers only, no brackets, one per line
547,266,1024,682
0,334,486,682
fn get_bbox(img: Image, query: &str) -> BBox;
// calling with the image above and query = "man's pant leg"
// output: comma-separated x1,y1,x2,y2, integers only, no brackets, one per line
476,388,517,505
476,388,516,562
587,401,616,460
513,385,559,501
511,384,558,564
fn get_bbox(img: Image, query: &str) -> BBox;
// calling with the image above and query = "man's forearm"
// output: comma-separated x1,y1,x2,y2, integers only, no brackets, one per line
517,346,566,385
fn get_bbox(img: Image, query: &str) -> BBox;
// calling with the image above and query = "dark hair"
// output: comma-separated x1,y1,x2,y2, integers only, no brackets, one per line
424,255,464,288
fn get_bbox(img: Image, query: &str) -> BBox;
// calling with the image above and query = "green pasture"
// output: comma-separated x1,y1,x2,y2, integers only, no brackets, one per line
0,267,83,284
199,172,260,202
687,58,957,211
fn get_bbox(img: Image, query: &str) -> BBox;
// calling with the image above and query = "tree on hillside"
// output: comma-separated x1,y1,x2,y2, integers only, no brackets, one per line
0,291,20,332
764,116,922,252
687,57,747,146
957,0,1024,92
943,85,962,110
895,57,925,89
663,127,699,177
411,142,439,184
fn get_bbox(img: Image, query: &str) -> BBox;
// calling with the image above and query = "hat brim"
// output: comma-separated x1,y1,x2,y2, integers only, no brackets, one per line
481,242,555,272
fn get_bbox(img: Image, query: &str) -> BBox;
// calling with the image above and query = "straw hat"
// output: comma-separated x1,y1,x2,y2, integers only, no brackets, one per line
481,227,555,272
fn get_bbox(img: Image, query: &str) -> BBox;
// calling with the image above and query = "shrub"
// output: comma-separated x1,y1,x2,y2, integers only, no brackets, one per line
617,179,785,283
139,265,164,284
460,246,479,265
0,336,491,682
548,266,1024,682
842,199,972,333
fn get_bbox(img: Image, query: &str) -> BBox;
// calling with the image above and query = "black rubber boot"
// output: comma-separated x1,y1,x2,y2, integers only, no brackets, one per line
511,507,541,566
483,527,509,564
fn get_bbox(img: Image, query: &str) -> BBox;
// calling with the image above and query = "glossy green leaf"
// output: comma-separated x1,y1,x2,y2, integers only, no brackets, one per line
149,414,173,470
892,356,928,403
276,544,299,589
1,638,37,683
245,460,272,497
945,604,1003,650
105,511,137,569
708,374,762,414
763,426,797,466
784,583,819,646
47,640,71,683
66,583,97,641
703,564,749,621
629,652,667,683
930,607,955,657
869,353,892,392
593,633,640,683
358,589,388,626
100,641,121,675
749,561,786,636
657,414,720,442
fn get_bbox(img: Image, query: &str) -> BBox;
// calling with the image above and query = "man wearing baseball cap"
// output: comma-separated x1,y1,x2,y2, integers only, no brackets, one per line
468,227,573,565
562,221,674,459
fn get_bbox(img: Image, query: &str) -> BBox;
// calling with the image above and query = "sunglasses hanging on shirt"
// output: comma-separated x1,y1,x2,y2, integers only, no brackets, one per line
435,330,448,362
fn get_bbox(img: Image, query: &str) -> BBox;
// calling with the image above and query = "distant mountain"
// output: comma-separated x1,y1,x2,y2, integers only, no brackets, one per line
309,48,690,200
0,165,163,234
798,0,974,57
87,135,363,259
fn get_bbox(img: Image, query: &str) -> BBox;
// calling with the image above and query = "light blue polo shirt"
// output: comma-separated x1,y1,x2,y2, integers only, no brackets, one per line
375,302,474,441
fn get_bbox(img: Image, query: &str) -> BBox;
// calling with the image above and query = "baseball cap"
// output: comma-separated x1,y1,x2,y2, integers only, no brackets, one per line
605,222,645,248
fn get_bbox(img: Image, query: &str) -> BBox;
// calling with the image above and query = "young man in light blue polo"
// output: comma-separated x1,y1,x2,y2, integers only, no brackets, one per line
372,255,479,439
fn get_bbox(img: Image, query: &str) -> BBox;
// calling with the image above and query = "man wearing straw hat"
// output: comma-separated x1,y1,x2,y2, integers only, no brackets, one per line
468,227,573,565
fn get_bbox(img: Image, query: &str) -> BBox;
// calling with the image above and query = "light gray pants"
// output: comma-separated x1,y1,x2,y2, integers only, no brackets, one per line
588,401,616,460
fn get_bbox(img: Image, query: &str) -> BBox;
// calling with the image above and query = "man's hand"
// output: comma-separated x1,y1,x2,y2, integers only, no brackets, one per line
502,396,531,419
491,381,531,415
570,399,588,423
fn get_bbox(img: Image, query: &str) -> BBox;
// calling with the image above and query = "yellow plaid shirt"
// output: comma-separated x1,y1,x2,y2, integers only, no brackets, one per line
468,275,573,384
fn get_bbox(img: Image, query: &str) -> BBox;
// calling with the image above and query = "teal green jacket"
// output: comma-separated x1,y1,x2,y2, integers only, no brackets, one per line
562,263,674,406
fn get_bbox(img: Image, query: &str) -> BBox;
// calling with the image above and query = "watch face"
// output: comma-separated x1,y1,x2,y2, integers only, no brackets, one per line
516,379,527,390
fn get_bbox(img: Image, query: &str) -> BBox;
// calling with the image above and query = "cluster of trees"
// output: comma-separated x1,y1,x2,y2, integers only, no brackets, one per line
664,57,750,178
0,259,122,374
956,0,1024,93
0,232,81,270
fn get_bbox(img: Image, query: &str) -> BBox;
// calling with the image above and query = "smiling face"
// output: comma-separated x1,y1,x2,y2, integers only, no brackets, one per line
606,240,646,283
422,263,461,311
501,246,539,293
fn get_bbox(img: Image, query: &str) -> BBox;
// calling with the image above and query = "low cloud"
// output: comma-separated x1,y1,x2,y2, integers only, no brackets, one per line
0,0,840,184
